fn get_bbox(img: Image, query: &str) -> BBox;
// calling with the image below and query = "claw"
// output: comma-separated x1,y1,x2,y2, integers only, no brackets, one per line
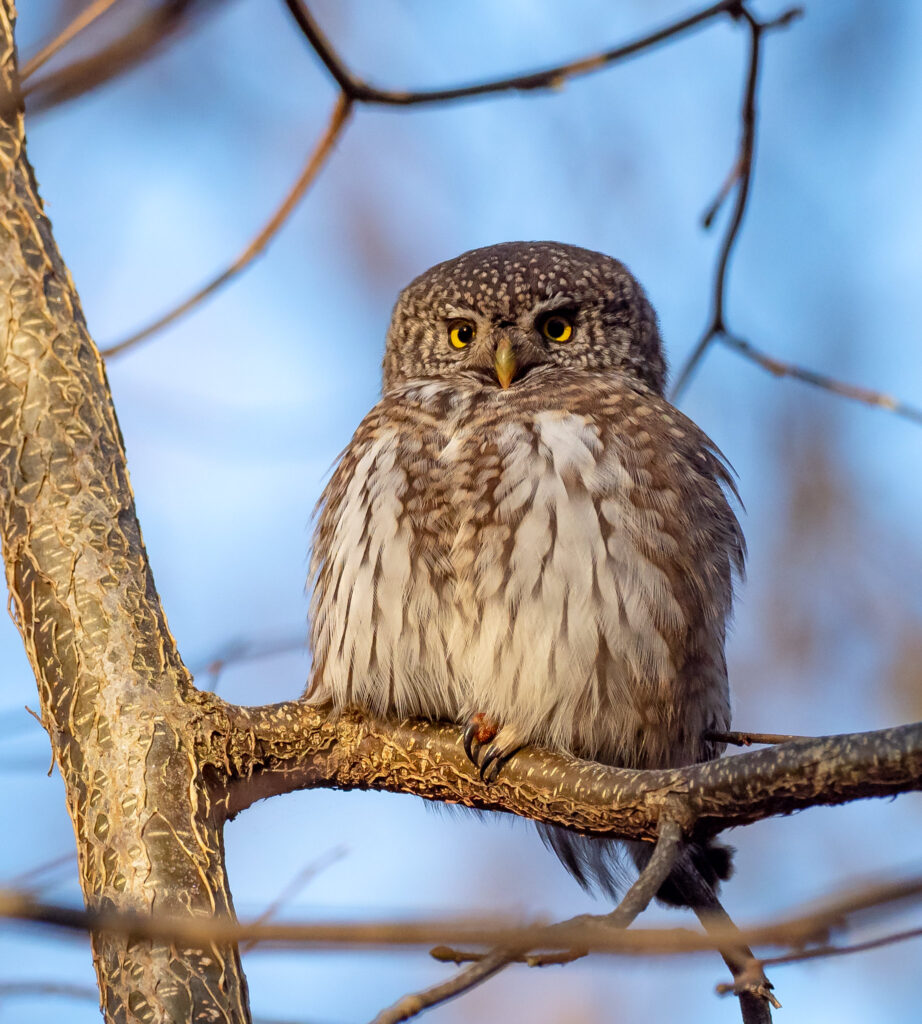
462,719,481,764
479,742,508,783
462,712,499,768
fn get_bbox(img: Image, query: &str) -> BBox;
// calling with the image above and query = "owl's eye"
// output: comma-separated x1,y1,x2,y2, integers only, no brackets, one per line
448,320,476,349
538,312,573,343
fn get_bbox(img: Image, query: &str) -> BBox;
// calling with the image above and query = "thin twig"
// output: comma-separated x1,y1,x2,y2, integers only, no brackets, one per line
713,923,922,998
17,0,212,116
434,818,687,969
671,5,781,400
6,851,76,890
21,0,120,81
704,730,812,747
668,6,920,426
719,332,922,425
192,634,307,693
2,869,922,956
687,875,779,1023
368,950,512,1024
372,819,684,1024
286,0,749,107
99,1,804,361
101,94,353,359
760,924,922,968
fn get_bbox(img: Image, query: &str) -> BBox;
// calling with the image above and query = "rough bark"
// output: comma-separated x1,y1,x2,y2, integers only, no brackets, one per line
0,5,249,1021
208,701,922,845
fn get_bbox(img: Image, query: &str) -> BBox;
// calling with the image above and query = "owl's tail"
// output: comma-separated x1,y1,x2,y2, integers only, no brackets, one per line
537,824,734,908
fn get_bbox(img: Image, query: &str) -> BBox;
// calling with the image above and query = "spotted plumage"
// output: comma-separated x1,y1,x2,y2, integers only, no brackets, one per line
307,242,745,899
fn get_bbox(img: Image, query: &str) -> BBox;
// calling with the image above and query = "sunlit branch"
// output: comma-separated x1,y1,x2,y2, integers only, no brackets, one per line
285,0,756,107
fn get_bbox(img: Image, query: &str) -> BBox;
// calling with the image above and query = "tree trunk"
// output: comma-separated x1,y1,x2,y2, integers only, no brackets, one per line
0,4,250,1020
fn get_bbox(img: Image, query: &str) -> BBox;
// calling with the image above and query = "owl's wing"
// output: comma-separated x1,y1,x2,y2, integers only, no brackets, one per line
305,393,461,719
602,386,745,762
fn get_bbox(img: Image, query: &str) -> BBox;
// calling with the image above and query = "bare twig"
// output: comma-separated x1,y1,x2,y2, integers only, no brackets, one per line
704,729,812,747
192,634,307,693
684,871,779,1022
0,981,101,1003
100,0,789,359
431,817,687,970
368,950,512,1024
2,865,921,960
719,332,922,425
6,851,76,890
286,0,749,107
17,1,214,115
668,7,921,426
370,817,685,1023
760,924,922,968
671,5,789,400
101,94,353,358
21,0,120,81
713,924,922,1003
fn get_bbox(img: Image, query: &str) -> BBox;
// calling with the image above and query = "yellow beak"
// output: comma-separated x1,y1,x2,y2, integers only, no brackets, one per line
494,337,517,389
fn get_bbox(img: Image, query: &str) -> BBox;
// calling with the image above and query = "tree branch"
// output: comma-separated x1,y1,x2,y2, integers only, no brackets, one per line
2,868,921,960
202,700,922,845
100,93,353,358
20,0,120,81
284,0,750,106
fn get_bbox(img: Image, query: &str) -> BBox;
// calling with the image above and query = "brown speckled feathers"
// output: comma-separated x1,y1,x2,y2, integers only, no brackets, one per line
308,242,744,899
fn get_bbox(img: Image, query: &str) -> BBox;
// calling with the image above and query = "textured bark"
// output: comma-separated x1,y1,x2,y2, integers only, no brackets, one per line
0,5,249,1022
208,701,922,844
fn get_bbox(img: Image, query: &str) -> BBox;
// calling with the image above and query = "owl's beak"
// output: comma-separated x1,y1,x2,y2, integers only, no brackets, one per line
494,336,517,389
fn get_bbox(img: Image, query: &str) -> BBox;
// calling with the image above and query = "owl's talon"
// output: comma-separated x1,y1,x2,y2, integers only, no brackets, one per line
479,743,509,783
462,720,481,763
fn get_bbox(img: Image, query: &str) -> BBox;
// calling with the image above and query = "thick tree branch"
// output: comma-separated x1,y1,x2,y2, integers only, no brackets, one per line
201,700,922,845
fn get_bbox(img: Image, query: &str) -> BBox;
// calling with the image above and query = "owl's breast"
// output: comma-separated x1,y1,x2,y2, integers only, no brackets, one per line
310,380,736,768
443,405,695,760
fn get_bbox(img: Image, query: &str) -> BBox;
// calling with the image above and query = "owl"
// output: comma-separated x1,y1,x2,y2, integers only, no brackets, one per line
307,242,745,902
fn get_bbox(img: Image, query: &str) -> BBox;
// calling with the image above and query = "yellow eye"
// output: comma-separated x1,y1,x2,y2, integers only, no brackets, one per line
449,320,476,349
540,313,573,343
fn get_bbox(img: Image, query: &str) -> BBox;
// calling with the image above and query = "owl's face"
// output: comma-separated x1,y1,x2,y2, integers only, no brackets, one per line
382,241,666,395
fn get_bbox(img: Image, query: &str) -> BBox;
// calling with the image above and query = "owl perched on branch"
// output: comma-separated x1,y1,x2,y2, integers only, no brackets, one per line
307,242,745,902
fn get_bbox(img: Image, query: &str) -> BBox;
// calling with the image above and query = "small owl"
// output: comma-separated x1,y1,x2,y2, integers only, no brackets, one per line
307,242,744,901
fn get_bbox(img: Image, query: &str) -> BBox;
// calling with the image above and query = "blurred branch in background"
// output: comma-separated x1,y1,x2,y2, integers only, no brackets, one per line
0,866,920,974
18,0,220,112
191,633,307,693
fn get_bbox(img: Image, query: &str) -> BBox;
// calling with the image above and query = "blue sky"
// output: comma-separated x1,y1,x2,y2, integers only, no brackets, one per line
4,2,922,1022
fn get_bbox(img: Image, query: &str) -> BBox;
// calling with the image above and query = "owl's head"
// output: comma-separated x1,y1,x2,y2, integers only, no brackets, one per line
383,241,666,395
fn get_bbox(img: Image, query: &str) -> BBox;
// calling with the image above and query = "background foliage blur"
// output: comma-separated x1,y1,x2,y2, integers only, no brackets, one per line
5,1,922,1021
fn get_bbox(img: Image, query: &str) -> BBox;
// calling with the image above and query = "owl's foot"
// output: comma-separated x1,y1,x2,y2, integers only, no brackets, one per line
462,713,524,783
462,712,499,764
